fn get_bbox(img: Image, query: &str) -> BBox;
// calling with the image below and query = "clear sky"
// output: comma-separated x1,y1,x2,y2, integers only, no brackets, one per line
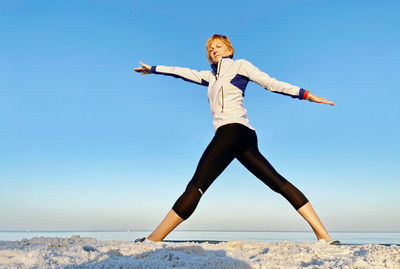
1,0,399,232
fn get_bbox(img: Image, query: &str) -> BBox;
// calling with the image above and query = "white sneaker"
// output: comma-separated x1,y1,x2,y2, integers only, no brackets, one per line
319,238,341,245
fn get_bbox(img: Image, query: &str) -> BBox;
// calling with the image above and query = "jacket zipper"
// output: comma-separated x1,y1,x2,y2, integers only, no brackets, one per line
221,86,224,113
215,59,224,113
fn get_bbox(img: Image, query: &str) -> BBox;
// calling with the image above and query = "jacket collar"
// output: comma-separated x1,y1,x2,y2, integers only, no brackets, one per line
210,56,232,72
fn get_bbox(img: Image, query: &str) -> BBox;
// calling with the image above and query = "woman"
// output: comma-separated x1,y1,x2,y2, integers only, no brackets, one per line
134,34,339,245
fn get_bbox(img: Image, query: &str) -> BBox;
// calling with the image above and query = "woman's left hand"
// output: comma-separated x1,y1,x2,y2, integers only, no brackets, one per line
134,61,152,75
306,93,335,106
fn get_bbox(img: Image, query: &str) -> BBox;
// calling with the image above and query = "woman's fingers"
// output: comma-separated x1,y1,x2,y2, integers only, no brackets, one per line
139,61,151,70
318,97,335,106
134,67,145,73
319,98,335,106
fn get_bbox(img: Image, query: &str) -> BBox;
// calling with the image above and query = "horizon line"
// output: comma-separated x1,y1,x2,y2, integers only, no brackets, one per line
1,229,399,233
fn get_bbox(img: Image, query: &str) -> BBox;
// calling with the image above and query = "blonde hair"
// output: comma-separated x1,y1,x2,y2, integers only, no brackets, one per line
206,34,234,63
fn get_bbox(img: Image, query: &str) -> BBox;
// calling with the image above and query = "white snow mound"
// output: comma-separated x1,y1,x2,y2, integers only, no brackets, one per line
0,236,399,268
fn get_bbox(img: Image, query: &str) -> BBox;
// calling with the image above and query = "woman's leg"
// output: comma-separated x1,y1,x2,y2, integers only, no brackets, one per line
237,145,331,240
237,146,309,209
147,124,242,241
297,202,330,240
147,209,183,241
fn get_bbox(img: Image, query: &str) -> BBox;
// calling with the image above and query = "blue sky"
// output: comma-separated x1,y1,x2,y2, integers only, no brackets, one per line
1,0,399,233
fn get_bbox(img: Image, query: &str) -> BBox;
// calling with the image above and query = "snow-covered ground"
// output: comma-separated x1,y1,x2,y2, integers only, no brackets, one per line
1,235,399,268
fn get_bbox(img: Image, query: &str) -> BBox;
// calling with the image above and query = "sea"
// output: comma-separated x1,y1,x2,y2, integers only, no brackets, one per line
1,230,399,245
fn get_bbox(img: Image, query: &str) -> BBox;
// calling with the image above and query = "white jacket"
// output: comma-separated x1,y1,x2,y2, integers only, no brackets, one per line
150,57,309,132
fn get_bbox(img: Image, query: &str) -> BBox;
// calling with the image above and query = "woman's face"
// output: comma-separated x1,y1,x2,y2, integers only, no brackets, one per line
209,40,231,64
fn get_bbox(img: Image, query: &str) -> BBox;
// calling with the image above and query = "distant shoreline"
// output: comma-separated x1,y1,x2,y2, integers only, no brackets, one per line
1,230,400,245
1,230,400,233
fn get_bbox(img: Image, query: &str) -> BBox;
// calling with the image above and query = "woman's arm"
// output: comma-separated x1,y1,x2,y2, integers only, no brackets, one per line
239,60,334,105
240,60,305,99
134,61,211,86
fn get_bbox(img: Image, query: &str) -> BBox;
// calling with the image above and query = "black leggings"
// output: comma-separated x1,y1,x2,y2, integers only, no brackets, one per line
172,123,309,220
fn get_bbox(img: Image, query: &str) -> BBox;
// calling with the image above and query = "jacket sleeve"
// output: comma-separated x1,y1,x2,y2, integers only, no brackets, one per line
239,60,309,99
151,65,211,87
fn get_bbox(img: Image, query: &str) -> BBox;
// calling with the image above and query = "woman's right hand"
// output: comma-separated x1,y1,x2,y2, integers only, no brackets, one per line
134,61,152,75
306,92,335,106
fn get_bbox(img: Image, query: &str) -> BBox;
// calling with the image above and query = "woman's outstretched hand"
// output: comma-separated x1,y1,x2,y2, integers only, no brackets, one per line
306,93,335,106
134,61,152,75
